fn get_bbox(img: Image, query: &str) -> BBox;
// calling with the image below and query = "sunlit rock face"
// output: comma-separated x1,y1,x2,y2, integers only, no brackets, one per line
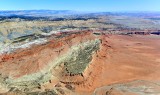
0,31,102,94
0,30,160,95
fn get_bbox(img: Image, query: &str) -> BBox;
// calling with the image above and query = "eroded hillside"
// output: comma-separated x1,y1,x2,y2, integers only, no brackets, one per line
0,30,160,95
0,31,102,94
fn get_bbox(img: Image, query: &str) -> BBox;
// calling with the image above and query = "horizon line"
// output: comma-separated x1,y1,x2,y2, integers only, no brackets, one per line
0,9,160,13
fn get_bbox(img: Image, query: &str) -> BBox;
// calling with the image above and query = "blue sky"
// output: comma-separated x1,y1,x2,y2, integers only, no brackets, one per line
0,0,160,12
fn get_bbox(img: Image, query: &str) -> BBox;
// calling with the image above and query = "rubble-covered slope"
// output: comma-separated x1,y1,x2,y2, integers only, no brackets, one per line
94,80,160,95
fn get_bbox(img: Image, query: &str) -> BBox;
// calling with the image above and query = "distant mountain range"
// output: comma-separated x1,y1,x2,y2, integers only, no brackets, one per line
1,10,160,18
0,10,87,17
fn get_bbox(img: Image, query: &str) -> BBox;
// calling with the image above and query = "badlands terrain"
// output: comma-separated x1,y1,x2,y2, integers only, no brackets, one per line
0,10,160,95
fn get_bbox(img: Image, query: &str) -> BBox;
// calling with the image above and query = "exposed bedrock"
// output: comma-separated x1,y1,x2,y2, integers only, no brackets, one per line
94,80,160,95
0,31,107,94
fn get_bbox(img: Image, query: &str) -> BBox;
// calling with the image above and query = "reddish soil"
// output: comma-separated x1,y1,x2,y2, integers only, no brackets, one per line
0,31,96,79
0,31,160,95
75,35,160,94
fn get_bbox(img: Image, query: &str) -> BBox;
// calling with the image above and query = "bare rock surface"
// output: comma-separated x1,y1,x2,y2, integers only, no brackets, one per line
0,31,160,95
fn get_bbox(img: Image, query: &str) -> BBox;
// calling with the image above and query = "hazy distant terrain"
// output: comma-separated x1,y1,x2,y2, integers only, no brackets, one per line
1,10,160,51
0,10,85,17
0,11,159,41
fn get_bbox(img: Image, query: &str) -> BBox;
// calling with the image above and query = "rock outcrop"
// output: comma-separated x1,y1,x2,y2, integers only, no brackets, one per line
0,31,104,94
94,80,160,95
0,30,160,95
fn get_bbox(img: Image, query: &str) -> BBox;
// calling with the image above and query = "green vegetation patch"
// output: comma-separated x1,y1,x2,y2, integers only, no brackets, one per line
63,39,100,74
